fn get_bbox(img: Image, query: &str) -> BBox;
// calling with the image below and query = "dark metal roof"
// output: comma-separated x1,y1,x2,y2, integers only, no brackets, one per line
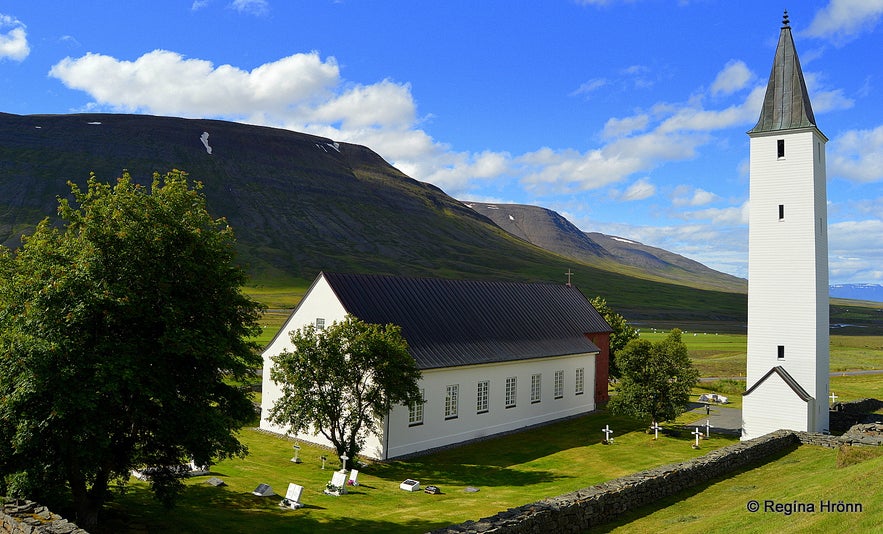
748,12,820,136
743,365,812,402
321,272,612,370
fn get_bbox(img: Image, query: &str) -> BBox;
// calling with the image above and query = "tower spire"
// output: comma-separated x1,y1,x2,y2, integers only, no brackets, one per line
748,12,820,135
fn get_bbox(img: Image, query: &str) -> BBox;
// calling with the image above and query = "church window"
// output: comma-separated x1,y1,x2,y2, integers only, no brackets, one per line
444,384,459,419
408,389,424,426
530,373,542,404
505,377,517,408
476,380,489,414
315,318,325,330
777,345,785,360
575,368,585,395
777,139,785,158
554,370,564,399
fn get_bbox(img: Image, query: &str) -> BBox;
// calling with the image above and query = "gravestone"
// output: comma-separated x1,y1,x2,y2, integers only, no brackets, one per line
252,483,274,497
348,469,359,486
400,479,420,492
205,477,226,487
325,470,348,495
280,483,304,509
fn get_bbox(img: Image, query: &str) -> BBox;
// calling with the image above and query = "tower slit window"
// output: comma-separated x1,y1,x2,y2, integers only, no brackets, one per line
777,345,785,360
777,139,785,159
778,204,785,220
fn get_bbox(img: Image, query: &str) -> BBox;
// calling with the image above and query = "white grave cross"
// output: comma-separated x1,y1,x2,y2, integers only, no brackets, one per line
830,392,838,404
602,424,613,443
651,421,661,440
705,419,712,437
692,427,703,447
339,453,349,472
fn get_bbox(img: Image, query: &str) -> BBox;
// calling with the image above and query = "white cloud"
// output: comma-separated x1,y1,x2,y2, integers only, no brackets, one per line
829,219,883,282
828,125,883,183
672,185,720,207
230,0,269,16
0,14,29,62
601,114,649,139
710,60,753,96
804,0,883,43
620,177,656,201
571,78,608,97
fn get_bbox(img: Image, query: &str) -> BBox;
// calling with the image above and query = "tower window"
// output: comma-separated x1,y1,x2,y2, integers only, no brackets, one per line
777,139,785,158
778,204,785,220
777,345,785,360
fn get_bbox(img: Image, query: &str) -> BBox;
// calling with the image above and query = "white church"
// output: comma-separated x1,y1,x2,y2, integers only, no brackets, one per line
742,12,830,440
260,272,612,459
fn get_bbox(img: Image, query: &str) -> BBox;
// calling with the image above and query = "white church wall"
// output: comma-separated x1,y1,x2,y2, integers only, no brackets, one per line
380,353,597,459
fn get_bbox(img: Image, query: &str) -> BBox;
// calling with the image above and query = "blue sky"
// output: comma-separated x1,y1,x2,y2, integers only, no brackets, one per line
1,1,881,285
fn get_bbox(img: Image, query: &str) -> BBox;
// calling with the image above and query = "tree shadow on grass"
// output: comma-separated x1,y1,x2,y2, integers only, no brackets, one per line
100,483,449,534
584,443,799,532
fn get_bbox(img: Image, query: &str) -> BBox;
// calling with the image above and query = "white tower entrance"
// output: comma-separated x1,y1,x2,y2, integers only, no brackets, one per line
742,12,829,440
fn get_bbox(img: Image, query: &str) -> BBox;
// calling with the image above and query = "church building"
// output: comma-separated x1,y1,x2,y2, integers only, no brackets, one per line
742,12,830,440
260,272,612,459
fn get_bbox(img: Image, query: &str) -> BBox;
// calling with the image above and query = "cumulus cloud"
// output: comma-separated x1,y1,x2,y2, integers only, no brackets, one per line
828,125,883,183
804,0,883,43
0,14,29,62
829,219,883,281
672,185,720,207
710,60,753,96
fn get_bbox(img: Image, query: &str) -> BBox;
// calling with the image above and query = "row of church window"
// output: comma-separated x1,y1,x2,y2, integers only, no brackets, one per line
408,368,585,426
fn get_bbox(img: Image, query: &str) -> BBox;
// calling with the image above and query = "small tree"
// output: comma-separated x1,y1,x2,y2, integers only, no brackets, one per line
590,296,638,379
608,329,698,425
268,315,422,468
0,171,263,529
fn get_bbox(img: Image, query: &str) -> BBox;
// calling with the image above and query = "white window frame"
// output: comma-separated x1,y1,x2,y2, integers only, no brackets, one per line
408,389,424,426
554,370,564,399
445,384,459,420
575,367,585,395
315,318,325,330
476,380,489,414
505,377,517,408
530,373,542,404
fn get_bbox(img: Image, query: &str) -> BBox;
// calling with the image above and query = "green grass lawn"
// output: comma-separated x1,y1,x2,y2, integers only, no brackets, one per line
599,445,883,533
100,411,738,533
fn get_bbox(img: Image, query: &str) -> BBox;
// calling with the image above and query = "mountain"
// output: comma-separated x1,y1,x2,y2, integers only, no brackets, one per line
0,112,746,323
465,202,746,293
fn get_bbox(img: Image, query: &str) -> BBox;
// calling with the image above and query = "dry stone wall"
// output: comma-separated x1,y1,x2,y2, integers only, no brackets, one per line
1,499,87,534
430,421,882,534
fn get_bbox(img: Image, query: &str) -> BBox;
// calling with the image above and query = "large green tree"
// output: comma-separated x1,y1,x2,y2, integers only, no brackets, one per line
0,171,263,529
590,296,639,379
608,329,699,424
268,316,422,468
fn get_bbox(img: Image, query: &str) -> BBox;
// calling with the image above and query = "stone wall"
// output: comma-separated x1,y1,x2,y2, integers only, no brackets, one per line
429,430,801,534
830,398,883,432
0,499,87,534
430,421,882,534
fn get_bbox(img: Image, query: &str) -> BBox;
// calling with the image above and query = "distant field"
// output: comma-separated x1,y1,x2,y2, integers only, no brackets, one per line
638,331,883,379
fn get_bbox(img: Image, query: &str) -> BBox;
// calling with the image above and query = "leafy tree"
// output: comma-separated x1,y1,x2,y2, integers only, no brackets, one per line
590,296,638,379
608,329,699,425
268,315,422,468
0,171,263,529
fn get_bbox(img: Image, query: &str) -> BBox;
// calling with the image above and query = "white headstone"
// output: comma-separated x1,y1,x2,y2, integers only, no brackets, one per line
399,479,420,492
692,427,703,447
705,419,712,437
330,470,348,494
602,424,613,443
348,469,359,486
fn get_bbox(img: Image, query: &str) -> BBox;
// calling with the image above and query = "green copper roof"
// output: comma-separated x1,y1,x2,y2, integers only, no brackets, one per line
749,12,817,134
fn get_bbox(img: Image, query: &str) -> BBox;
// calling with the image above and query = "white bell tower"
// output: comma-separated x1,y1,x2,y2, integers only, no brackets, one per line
742,12,829,440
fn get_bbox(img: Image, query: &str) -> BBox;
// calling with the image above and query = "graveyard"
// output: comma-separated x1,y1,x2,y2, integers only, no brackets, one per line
99,407,740,532
92,372,883,533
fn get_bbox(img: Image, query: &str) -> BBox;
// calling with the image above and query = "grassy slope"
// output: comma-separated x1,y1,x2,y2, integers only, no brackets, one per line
101,412,739,533
600,445,883,533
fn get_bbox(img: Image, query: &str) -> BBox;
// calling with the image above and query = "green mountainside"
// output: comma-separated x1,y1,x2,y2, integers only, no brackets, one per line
0,112,746,323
